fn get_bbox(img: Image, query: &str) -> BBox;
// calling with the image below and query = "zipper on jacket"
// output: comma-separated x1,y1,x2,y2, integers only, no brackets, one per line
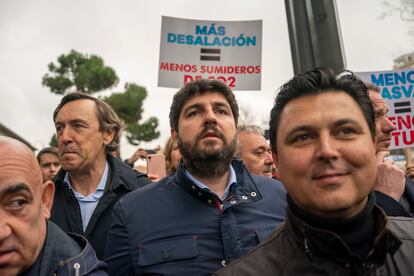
302,230,312,257
74,263,80,276
214,199,223,214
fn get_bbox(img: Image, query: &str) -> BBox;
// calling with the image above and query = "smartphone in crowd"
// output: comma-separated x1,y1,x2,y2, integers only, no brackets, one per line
147,154,166,178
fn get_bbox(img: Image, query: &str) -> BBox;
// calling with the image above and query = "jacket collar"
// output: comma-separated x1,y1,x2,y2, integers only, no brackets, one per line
173,159,262,208
35,221,102,275
285,195,402,267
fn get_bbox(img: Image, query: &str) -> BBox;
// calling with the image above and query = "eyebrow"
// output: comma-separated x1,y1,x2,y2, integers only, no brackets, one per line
55,118,88,125
0,183,33,198
183,101,230,113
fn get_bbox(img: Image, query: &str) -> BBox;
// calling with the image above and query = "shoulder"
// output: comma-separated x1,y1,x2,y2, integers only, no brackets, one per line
388,216,414,240
115,175,177,210
252,175,286,193
108,155,151,190
215,224,288,276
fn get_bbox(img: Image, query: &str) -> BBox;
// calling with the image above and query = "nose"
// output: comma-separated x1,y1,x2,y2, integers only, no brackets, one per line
0,216,12,242
264,151,274,165
50,164,59,172
204,108,217,125
59,127,74,145
316,134,339,161
383,116,396,133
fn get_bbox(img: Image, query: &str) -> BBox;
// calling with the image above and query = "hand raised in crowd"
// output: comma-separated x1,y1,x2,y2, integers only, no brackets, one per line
407,164,414,181
127,148,148,166
374,151,405,201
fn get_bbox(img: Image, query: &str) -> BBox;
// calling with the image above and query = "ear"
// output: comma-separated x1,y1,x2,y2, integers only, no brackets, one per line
171,129,178,142
42,180,55,219
103,128,115,146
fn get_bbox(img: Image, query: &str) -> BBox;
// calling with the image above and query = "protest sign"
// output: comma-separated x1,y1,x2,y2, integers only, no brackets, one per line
158,16,262,90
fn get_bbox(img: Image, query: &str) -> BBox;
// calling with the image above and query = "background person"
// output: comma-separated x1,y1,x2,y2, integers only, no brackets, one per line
163,136,181,174
36,146,61,182
236,125,273,177
366,83,414,216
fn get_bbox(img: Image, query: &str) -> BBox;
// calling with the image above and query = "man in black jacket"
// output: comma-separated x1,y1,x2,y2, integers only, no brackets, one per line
216,68,414,275
0,136,107,275
50,92,150,259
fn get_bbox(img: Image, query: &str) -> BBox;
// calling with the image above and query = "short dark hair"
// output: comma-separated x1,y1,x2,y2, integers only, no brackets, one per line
269,67,376,153
169,79,239,130
36,147,59,163
53,92,124,153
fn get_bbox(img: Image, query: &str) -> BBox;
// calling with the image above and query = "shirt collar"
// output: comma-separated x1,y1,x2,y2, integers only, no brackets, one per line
64,161,109,194
184,165,237,200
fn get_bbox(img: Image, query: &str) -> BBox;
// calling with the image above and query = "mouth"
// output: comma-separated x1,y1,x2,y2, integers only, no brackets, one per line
0,249,15,264
202,132,220,139
62,151,79,156
313,173,348,180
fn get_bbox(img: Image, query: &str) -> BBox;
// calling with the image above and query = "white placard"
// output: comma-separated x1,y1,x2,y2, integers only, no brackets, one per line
158,16,262,90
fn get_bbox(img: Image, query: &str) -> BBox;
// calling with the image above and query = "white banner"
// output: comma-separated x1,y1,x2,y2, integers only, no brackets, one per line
158,16,262,90
356,68,414,150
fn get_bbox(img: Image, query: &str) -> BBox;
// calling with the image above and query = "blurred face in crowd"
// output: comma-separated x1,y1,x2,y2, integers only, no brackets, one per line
238,131,273,177
38,153,61,182
0,137,54,275
169,141,181,171
368,89,396,153
172,91,237,176
273,92,377,219
54,99,114,173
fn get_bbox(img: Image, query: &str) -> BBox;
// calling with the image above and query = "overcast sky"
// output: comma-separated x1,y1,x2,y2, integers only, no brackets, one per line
0,0,412,158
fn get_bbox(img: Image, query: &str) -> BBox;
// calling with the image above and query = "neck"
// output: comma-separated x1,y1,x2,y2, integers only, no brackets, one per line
190,168,230,199
68,156,107,196
288,193,376,258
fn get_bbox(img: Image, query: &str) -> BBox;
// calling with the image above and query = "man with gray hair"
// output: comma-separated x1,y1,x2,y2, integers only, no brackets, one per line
50,92,150,259
236,125,273,177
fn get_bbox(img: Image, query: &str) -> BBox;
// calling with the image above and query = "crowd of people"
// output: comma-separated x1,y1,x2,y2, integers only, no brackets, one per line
1,68,414,275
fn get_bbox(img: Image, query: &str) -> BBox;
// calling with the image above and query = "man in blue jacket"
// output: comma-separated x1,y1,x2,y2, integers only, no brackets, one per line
104,79,287,275
0,136,107,276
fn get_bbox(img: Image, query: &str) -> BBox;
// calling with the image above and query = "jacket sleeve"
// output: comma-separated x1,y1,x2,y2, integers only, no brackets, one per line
104,199,135,275
374,190,412,217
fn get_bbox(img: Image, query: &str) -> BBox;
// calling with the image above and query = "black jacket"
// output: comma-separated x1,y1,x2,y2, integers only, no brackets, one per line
21,221,107,276
215,201,414,276
50,155,151,259
104,159,287,275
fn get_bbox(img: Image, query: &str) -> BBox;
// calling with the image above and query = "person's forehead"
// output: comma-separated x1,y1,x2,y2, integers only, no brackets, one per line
368,90,387,110
279,92,364,128
0,156,39,193
56,99,98,121
181,91,230,110
39,152,59,163
239,132,268,148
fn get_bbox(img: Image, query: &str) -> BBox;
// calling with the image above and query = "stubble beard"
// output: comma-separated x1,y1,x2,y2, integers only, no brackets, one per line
177,130,237,178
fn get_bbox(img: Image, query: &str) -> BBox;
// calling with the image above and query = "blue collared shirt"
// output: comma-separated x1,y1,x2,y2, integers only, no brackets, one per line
184,165,237,201
64,161,109,232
